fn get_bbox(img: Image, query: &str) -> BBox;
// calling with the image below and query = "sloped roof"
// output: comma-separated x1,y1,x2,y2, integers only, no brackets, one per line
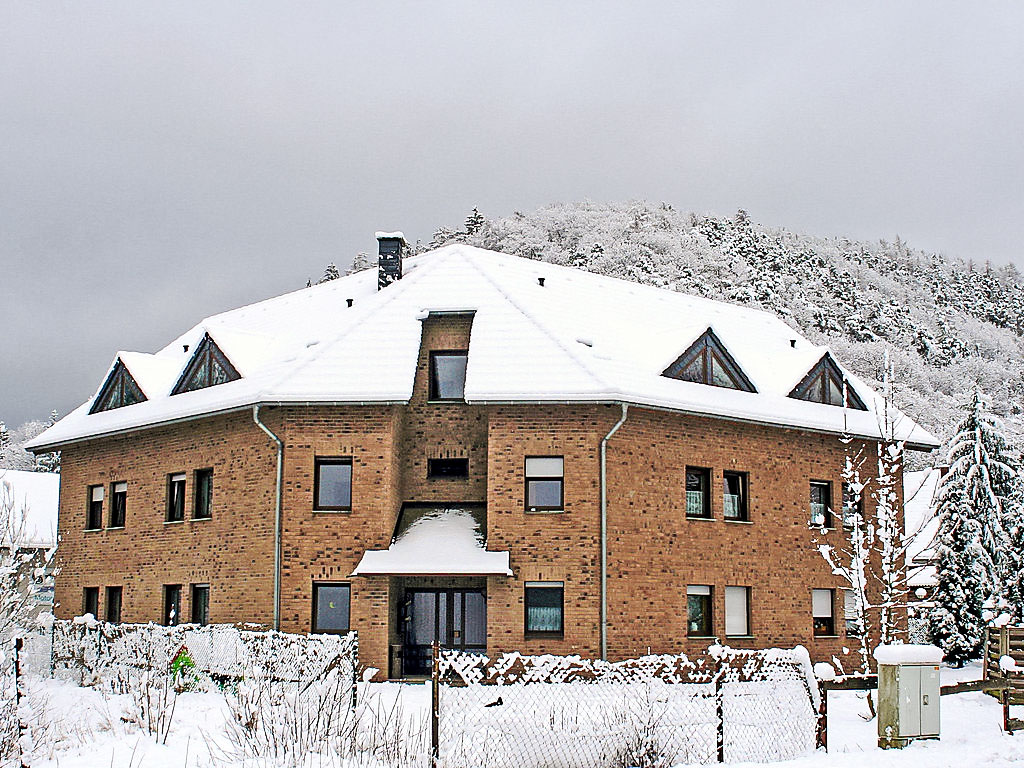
0,469,59,548
27,244,939,451
905,468,943,591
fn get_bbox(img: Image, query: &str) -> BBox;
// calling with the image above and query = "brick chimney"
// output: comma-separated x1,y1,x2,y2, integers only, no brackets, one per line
376,231,406,290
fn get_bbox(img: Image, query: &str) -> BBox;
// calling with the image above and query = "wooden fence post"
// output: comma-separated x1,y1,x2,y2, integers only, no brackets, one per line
818,684,828,752
431,640,440,767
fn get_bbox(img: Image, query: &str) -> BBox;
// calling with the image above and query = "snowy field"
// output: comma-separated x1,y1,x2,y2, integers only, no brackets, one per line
18,663,1024,767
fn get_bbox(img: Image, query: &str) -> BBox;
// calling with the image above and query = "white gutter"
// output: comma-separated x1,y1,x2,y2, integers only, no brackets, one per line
252,404,284,631
599,403,629,660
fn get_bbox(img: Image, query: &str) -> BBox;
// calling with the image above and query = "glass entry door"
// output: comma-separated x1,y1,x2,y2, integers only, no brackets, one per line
402,588,486,676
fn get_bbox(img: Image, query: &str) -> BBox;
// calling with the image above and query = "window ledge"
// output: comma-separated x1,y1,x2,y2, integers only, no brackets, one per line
687,635,716,640
813,635,841,639
313,509,353,515
191,516,212,522
164,519,185,525
686,516,715,522
105,526,125,531
525,633,564,640
426,400,466,405
525,509,564,515
726,635,755,639
84,528,103,533
724,519,753,525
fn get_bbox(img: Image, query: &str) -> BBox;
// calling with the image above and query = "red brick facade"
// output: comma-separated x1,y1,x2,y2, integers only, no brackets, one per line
53,314,898,677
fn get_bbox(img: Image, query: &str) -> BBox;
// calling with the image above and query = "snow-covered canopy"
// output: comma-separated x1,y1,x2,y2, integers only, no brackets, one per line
351,506,512,576
873,643,943,665
0,469,59,548
27,245,939,451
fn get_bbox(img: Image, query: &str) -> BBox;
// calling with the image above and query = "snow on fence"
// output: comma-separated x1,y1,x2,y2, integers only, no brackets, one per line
49,618,358,691
432,644,819,767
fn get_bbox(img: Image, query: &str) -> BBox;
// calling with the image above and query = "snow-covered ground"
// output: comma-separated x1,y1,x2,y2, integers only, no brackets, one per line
21,663,1024,767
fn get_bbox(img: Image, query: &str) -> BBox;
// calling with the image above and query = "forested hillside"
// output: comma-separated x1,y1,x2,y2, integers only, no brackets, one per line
425,202,1024,460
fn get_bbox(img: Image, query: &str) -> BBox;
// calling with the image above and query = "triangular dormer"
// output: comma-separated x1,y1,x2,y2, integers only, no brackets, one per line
170,333,241,395
89,360,147,414
789,353,867,410
662,328,756,392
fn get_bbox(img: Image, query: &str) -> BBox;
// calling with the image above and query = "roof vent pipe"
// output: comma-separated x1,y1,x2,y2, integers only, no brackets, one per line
376,231,406,290
790,339,797,348
346,298,354,307
538,277,545,287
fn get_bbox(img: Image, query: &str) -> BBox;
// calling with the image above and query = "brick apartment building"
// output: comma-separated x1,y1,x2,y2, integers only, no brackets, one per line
28,236,938,677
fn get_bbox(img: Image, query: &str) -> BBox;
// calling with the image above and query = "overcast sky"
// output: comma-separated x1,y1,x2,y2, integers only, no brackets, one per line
2,2,1022,428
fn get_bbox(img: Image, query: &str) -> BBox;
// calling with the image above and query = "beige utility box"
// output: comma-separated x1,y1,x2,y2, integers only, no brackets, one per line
874,644,943,748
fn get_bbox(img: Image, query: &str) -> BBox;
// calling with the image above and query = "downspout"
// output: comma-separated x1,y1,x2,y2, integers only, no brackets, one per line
600,402,629,660
253,404,283,631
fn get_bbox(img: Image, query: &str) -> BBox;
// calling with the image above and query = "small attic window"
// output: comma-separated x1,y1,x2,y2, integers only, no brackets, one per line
662,328,756,392
89,360,147,414
789,354,867,410
171,333,241,395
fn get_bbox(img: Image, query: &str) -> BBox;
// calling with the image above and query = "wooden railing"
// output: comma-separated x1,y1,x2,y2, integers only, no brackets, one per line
984,626,1024,732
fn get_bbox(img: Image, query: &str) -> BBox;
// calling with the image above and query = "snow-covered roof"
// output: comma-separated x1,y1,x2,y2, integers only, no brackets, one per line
0,469,59,548
27,245,939,451
351,506,512,576
904,467,943,590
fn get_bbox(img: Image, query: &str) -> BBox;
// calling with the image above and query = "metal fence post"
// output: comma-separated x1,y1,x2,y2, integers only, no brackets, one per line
715,667,725,763
431,640,440,767
15,637,28,768
818,683,828,752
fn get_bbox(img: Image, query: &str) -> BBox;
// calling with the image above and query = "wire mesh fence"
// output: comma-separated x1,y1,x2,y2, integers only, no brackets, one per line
432,644,819,767
49,618,358,692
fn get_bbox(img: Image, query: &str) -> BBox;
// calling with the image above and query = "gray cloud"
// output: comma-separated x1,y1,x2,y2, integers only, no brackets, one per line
1,1,1022,426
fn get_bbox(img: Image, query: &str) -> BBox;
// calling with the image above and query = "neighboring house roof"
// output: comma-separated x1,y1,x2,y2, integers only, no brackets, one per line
0,469,59,549
904,468,943,590
27,245,940,452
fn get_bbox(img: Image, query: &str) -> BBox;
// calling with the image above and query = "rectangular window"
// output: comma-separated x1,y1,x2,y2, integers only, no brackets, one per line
167,473,186,522
191,584,210,625
314,458,353,511
83,586,99,618
686,467,711,518
105,587,122,623
525,581,564,636
525,456,564,511
163,584,182,626
86,485,104,530
810,481,833,528
193,469,213,519
429,351,468,401
312,582,351,633
844,589,861,636
813,588,835,636
723,471,748,521
427,457,469,478
725,586,751,637
109,482,127,528
687,585,713,636
842,482,861,528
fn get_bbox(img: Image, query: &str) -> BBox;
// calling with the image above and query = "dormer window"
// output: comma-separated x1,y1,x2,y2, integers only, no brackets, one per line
789,354,867,410
662,328,756,392
90,360,147,414
171,334,240,395
429,351,468,401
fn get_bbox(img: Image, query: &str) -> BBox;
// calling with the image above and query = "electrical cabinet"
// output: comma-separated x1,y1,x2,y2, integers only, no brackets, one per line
875,644,943,748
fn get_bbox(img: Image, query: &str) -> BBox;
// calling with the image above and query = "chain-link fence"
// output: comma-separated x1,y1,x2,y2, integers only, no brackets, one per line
432,645,818,767
49,618,358,692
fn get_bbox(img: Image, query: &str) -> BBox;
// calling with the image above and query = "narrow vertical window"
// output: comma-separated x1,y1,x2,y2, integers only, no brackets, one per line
312,582,351,633
191,584,210,625
810,481,833,527
843,589,861,636
525,457,564,511
193,469,213,519
167,473,186,522
723,471,748,521
687,585,713,636
842,482,862,528
812,588,835,636
164,584,182,626
524,582,564,637
725,586,751,637
428,351,468,401
86,486,104,530
109,482,127,528
686,467,711,518
105,587,122,623
314,458,353,511
83,587,99,618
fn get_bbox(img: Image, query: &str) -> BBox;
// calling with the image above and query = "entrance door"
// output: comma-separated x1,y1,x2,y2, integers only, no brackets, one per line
402,588,486,676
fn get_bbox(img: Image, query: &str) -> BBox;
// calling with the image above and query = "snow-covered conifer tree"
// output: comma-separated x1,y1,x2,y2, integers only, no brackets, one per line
929,389,1015,663
465,207,485,236
317,263,341,284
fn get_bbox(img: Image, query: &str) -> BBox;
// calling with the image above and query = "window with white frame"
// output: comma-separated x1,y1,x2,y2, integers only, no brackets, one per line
687,585,713,636
812,588,835,636
524,581,564,636
525,457,564,511
725,586,750,637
